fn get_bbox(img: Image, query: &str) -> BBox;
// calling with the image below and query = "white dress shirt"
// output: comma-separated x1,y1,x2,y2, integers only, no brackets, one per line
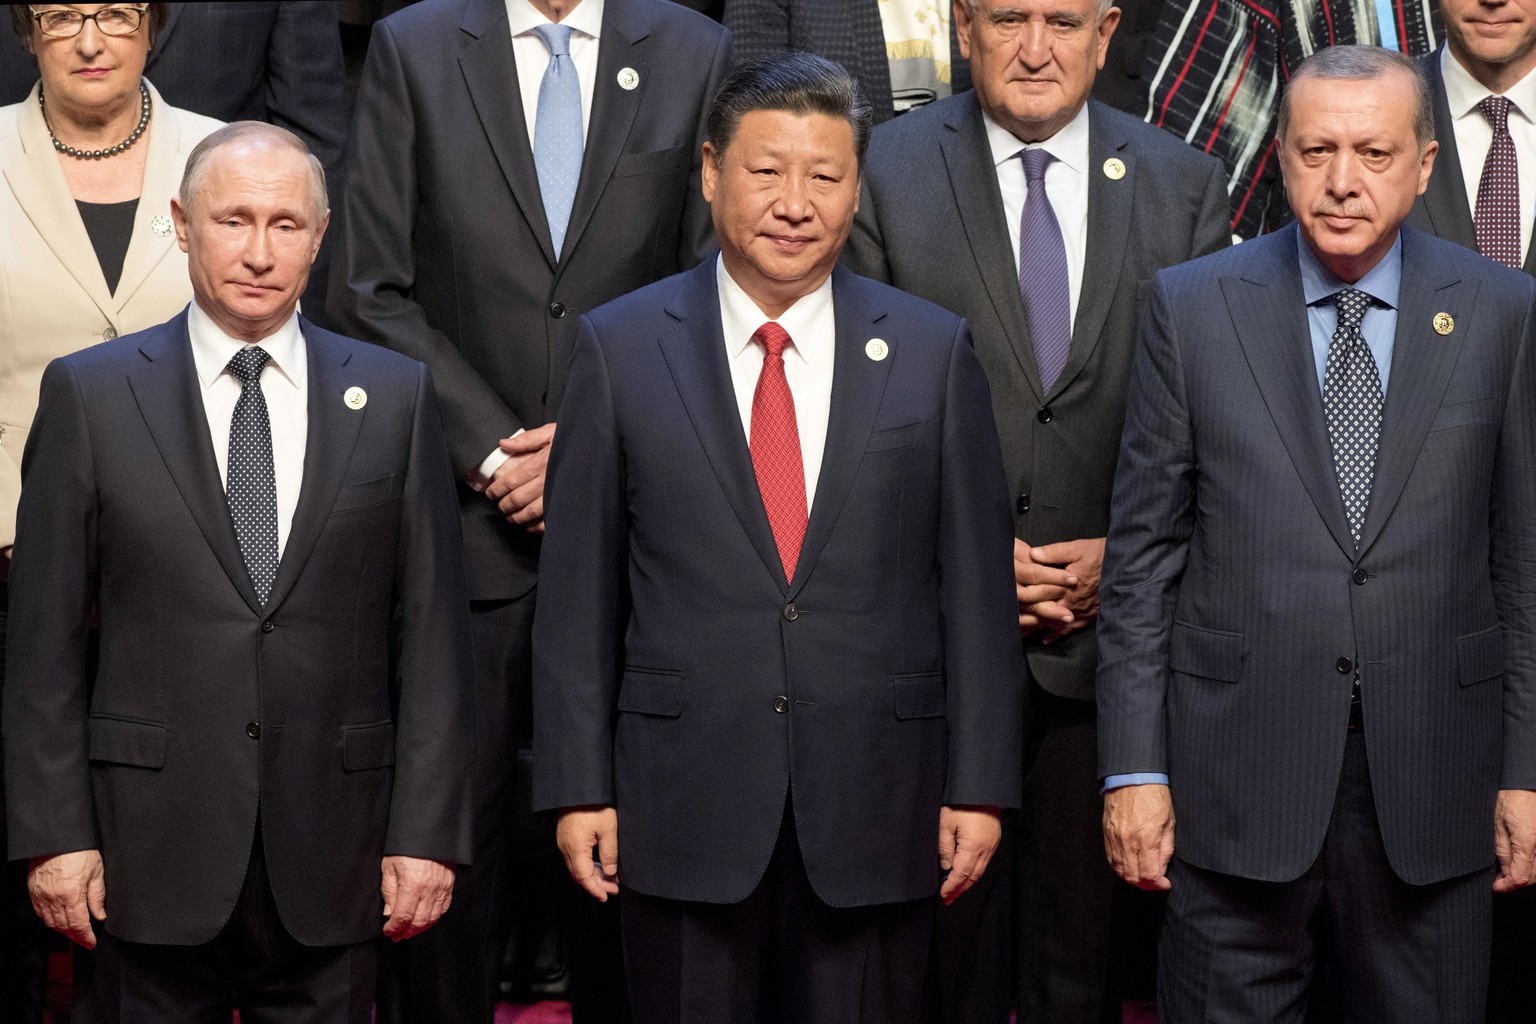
983,102,1091,330
187,300,308,557
1441,46,1536,264
716,256,834,513
506,0,604,148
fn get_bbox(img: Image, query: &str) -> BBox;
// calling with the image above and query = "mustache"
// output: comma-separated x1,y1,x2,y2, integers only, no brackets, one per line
1312,200,1371,218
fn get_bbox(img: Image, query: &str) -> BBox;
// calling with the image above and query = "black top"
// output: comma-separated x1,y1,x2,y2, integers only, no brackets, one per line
76,198,138,295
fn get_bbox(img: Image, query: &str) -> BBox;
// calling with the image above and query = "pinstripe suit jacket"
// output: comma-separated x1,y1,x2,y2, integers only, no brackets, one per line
1097,225,1536,885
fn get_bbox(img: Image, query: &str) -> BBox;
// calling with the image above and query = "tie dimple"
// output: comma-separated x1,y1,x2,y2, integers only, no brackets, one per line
226,346,280,604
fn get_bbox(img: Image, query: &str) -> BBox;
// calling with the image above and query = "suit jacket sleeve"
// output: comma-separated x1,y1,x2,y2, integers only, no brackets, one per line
1095,273,1198,779
1193,154,1233,258
530,317,628,811
1494,291,1536,790
939,322,1027,808
3,359,99,860
843,176,893,284
329,20,522,475
383,363,477,863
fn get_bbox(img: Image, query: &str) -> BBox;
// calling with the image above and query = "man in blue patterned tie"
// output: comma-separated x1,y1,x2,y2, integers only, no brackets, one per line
4,121,474,1023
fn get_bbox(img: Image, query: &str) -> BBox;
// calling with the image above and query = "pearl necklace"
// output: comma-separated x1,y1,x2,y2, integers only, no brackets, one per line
40,81,151,160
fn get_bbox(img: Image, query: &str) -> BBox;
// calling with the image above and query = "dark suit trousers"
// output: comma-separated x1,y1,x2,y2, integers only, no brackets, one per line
1157,733,1493,1024
73,825,375,1024
622,804,932,1024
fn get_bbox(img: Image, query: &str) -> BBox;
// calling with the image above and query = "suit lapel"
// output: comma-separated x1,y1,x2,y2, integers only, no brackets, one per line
1058,101,1133,396
1357,231,1470,555
128,312,264,614
657,262,788,591
458,0,558,268
1225,227,1357,558
266,323,366,613
788,269,893,598
2,86,115,321
1420,52,1478,253
940,94,1043,402
113,84,183,312
557,0,650,267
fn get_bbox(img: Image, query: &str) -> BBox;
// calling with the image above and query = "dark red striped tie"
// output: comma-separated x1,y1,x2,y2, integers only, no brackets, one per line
748,322,807,584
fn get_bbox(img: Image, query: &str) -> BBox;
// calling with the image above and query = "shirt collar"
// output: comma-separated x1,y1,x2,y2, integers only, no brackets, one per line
715,254,834,368
1441,44,1536,122
187,299,306,392
1299,231,1404,311
982,101,1091,175
506,0,604,41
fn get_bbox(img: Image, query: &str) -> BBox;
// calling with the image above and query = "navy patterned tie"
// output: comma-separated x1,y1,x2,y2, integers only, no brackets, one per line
1475,96,1522,269
1018,148,1072,392
226,346,279,604
1322,288,1383,547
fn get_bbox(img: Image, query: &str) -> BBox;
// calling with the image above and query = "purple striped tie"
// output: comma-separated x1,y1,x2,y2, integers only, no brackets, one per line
1475,95,1523,269
1018,148,1072,392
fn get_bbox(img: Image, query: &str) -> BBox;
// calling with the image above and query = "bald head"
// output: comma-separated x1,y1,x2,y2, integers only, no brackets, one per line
179,121,328,227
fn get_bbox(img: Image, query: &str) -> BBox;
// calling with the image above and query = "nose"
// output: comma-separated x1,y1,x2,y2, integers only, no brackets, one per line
772,174,814,223
73,20,105,57
1017,21,1052,69
1325,151,1362,198
242,229,275,273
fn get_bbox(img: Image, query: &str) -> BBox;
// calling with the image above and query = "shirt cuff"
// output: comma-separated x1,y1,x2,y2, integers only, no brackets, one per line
1101,773,1169,795
464,429,524,490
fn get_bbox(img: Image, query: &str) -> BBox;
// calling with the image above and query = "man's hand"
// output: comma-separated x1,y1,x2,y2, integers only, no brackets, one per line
1015,537,1105,643
557,806,619,902
380,856,456,940
484,423,557,532
937,805,1002,905
27,850,105,949
1102,783,1175,891
1494,789,1536,893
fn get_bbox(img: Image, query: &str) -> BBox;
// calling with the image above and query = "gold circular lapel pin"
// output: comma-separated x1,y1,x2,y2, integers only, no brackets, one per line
865,338,888,361
617,67,640,91
1103,158,1126,180
151,214,172,237
344,386,368,410
1433,312,1454,336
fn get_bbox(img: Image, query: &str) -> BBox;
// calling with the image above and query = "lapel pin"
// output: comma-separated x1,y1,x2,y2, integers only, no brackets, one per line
1432,312,1454,336
865,338,888,362
344,386,368,410
617,67,640,91
151,214,172,237
1102,157,1126,180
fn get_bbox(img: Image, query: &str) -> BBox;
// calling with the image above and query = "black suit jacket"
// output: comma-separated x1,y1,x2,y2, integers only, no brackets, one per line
1098,226,1536,884
3,313,474,947
331,0,732,601
1407,47,1536,276
846,94,1230,701
531,263,1025,907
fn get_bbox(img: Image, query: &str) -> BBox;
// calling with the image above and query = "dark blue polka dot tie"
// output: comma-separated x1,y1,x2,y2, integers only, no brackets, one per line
226,346,279,604
1322,288,1382,547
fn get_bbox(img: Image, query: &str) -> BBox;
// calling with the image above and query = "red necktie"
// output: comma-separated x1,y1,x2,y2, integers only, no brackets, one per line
749,322,807,584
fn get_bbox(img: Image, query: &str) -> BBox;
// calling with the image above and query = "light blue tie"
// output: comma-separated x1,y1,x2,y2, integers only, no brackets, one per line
532,24,583,257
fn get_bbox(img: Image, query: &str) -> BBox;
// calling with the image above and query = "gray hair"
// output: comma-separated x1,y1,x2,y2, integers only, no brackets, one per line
705,52,874,168
961,0,1117,24
1277,45,1434,150
178,121,328,226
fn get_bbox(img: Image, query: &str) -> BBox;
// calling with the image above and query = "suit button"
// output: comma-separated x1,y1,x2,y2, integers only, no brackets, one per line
261,619,275,634
1016,493,1030,514
783,603,798,621
773,696,789,713
246,722,261,739
1037,407,1053,424
1352,568,1368,585
549,302,567,319
1336,657,1353,674
102,326,117,341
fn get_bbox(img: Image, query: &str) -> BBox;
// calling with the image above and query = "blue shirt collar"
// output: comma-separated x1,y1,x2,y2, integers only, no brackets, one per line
1299,232,1403,311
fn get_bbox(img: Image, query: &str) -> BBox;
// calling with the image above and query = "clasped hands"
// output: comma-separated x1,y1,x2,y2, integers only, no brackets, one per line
555,805,1004,906
469,423,556,532
26,850,454,947
1015,536,1103,642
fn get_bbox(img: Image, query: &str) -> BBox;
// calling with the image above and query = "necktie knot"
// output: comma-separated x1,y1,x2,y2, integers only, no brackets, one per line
227,346,271,387
753,321,792,361
1480,94,1513,134
1021,147,1054,184
1331,288,1371,334
533,23,572,58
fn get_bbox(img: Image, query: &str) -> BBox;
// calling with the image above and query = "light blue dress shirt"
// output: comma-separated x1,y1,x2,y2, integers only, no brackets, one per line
1101,233,1404,793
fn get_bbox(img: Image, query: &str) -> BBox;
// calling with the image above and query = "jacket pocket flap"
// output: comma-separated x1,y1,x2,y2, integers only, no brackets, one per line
1458,627,1505,687
617,669,683,717
88,717,166,768
331,474,396,514
612,145,688,178
1169,622,1245,682
894,672,946,719
866,421,924,453
342,721,396,770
